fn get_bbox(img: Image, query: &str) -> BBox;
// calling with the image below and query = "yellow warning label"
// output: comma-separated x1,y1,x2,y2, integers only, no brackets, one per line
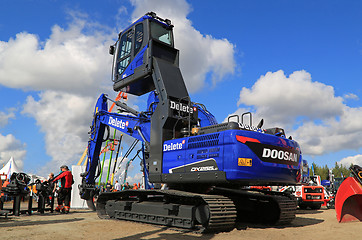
238,158,252,167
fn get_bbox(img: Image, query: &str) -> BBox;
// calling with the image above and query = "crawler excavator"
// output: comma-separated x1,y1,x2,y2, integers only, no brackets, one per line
79,12,303,231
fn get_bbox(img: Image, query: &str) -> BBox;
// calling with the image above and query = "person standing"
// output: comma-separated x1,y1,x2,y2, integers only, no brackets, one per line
46,173,56,206
51,165,74,214
114,180,122,191
105,180,113,192
123,182,130,190
1,179,10,207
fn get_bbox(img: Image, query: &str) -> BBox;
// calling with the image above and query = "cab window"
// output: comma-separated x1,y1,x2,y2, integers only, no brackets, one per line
150,21,172,45
117,30,133,74
134,23,143,55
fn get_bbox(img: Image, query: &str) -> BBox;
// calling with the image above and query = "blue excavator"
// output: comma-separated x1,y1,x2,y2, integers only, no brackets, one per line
79,12,303,232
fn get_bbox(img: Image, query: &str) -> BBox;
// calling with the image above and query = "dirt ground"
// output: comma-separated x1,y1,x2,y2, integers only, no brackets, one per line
0,206,360,240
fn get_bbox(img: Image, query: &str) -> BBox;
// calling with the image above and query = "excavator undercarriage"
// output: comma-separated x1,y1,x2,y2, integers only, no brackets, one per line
96,188,296,232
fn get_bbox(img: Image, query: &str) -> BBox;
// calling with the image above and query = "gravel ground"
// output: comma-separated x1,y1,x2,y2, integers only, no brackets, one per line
0,207,360,240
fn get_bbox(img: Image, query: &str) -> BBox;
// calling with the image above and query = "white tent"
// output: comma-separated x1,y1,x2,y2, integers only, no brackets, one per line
0,157,21,180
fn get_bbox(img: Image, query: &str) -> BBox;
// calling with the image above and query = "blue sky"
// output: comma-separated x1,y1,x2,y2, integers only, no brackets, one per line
0,0,361,181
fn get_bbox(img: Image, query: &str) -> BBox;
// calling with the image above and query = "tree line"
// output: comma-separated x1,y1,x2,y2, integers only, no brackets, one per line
310,162,352,180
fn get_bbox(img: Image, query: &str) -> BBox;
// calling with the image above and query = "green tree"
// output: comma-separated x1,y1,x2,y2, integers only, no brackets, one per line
308,161,352,180
321,164,330,180
332,162,351,178
311,163,329,180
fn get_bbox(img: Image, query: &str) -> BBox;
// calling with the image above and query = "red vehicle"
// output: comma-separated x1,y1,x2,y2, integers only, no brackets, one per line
249,186,271,191
280,185,324,210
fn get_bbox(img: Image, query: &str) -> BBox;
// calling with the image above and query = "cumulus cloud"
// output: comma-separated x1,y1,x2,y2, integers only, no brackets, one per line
130,0,236,92
232,70,362,156
237,70,345,127
22,91,94,175
0,13,113,96
339,154,362,167
124,172,143,185
0,133,26,169
293,106,362,155
0,12,119,175
344,93,359,101
0,109,15,128
0,109,26,169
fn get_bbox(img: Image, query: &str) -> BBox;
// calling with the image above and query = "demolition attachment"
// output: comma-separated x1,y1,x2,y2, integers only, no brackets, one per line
335,165,362,223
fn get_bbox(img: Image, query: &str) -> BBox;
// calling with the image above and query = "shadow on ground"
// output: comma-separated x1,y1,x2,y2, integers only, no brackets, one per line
112,213,325,240
296,209,324,215
113,227,215,240
0,217,84,228
235,216,324,230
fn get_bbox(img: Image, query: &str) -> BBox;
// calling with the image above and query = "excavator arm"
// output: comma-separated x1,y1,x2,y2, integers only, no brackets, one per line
80,94,150,200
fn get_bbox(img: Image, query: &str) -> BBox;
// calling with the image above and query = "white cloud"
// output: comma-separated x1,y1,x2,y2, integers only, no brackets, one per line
0,13,113,95
130,0,236,92
125,172,143,185
0,109,25,169
237,70,345,127
339,154,362,167
344,93,359,101
231,70,362,156
293,106,362,155
22,91,94,175
0,133,26,169
0,12,119,175
0,109,15,128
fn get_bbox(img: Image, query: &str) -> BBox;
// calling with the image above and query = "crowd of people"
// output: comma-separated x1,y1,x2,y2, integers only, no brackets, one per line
0,164,74,214
1,163,142,215
101,180,141,192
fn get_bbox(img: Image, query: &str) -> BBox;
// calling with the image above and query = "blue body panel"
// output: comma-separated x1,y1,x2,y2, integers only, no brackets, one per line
121,45,148,79
162,129,302,184
195,105,218,127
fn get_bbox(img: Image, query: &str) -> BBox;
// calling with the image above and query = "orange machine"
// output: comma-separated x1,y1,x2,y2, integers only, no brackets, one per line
280,185,324,209
335,165,362,223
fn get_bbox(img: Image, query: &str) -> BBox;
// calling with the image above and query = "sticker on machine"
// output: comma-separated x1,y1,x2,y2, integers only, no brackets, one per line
244,142,300,166
238,158,252,167
169,158,219,173
163,139,186,152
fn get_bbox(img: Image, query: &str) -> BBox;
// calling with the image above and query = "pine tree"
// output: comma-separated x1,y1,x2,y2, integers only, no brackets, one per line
332,162,350,178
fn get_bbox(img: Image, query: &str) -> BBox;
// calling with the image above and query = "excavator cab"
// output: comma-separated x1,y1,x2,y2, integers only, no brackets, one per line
110,12,176,96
